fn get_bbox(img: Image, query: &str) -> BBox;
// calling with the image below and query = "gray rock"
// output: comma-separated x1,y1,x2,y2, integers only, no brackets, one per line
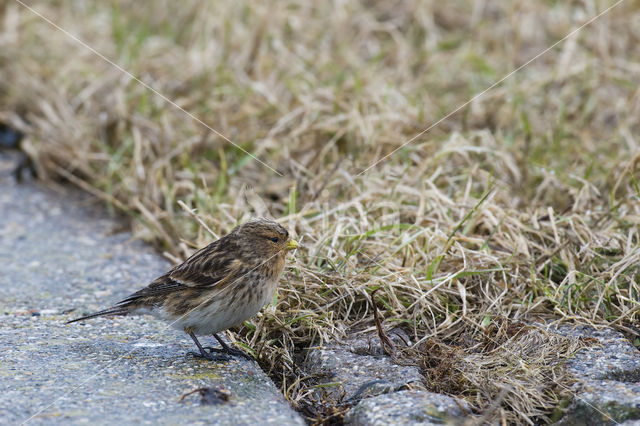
342,329,415,357
556,325,640,382
344,389,471,425
303,332,473,423
0,154,304,425
559,380,640,426
304,345,424,403
551,325,640,425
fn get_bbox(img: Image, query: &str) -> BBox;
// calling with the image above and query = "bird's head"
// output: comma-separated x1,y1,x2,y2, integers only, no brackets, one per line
233,217,298,262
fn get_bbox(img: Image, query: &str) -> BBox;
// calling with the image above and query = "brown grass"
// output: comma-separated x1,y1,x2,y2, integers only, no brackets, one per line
1,0,639,423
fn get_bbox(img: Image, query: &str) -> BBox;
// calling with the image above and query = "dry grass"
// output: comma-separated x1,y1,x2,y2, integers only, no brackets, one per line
1,0,639,423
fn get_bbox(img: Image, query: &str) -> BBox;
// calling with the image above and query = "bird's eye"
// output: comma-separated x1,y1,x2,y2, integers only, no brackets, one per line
269,236,279,243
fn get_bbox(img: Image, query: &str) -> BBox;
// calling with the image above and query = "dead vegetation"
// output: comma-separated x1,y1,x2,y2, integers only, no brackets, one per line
1,0,639,423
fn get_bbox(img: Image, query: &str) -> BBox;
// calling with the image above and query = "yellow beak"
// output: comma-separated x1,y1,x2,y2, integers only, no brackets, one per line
285,239,299,251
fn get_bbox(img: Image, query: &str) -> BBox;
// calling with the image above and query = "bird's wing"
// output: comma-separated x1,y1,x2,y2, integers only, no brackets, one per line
116,237,240,305
168,236,240,287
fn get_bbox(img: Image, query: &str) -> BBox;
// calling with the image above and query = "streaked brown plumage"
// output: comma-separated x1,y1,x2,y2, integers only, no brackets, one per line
67,217,298,361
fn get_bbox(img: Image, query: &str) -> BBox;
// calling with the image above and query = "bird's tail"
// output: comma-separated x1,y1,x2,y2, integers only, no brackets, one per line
66,306,129,324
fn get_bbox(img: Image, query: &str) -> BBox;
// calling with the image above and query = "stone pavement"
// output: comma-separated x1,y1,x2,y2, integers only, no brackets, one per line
0,153,304,425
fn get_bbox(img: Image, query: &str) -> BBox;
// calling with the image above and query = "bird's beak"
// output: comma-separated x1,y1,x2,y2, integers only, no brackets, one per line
285,239,299,251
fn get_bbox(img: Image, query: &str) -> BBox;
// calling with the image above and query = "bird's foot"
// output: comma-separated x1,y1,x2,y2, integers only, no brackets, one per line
189,349,231,362
186,330,252,361
203,346,253,360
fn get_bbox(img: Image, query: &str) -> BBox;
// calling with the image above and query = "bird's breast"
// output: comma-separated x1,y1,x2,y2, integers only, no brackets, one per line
162,272,279,336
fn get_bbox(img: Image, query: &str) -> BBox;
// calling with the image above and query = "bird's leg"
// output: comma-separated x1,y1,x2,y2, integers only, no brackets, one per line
187,331,230,361
203,333,252,360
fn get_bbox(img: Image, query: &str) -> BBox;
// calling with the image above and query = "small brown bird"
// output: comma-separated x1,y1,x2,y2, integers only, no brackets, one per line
67,217,298,361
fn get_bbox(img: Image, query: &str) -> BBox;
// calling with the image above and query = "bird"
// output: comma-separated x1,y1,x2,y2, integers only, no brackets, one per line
67,217,298,361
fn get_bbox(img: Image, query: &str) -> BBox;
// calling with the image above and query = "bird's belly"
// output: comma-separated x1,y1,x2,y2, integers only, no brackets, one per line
155,280,277,336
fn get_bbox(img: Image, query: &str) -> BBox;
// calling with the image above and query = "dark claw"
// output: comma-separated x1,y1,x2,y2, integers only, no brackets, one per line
188,350,231,362
222,347,253,360
187,331,252,362
203,346,252,360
